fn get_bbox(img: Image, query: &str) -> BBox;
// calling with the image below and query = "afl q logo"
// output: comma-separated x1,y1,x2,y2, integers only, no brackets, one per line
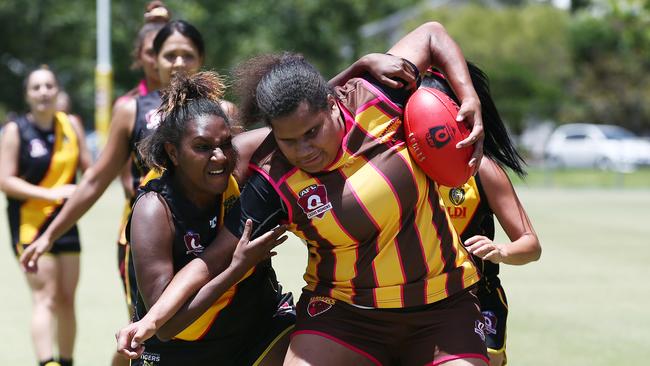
449,187,465,205
426,125,452,149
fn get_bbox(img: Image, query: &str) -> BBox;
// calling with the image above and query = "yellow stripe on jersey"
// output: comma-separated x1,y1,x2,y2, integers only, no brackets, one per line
19,112,79,244
284,172,357,304
174,268,254,341
173,175,244,340
438,176,481,237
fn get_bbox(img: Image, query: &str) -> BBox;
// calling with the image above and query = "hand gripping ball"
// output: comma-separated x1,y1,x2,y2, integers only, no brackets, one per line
404,87,472,187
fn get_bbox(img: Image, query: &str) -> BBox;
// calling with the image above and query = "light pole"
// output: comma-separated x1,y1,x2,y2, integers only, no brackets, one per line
95,0,111,147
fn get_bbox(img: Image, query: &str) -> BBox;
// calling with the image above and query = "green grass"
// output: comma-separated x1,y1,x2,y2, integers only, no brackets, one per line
511,167,650,189
1,183,648,365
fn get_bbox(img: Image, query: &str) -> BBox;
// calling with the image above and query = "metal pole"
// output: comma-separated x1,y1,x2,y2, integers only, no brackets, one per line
95,0,112,147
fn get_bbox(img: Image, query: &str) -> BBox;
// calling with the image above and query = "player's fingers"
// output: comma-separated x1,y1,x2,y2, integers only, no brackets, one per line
463,235,486,246
377,75,401,89
468,136,484,174
240,219,253,243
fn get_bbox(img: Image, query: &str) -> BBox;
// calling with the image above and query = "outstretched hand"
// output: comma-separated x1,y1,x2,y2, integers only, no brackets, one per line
231,219,288,271
19,235,52,273
455,97,484,175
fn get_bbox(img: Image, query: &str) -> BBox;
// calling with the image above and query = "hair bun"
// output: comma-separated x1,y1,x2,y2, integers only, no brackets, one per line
144,1,171,23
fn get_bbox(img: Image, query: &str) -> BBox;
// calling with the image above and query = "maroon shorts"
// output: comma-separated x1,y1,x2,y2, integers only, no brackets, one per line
294,288,488,366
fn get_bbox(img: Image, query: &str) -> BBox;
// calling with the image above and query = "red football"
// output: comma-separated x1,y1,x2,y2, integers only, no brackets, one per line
404,87,472,187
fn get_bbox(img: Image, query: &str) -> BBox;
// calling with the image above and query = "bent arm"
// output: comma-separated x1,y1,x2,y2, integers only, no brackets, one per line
130,193,176,312
139,227,240,336
480,158,541,265
39,100,136,242
0,122,61,201
387,22,476,104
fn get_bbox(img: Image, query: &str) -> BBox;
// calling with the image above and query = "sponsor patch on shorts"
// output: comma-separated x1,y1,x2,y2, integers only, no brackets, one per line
140,351,161,366
307,296,336,317
482,310,498,336
474,319,486,341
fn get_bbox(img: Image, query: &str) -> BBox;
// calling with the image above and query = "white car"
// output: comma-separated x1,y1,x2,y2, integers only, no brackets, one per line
544,123,650,171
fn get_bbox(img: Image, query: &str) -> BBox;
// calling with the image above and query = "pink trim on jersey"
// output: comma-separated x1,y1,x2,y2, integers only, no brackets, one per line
248,163,296,220
429,353,489,366
137,79,149,96
358,78,404,114
291,330,383,365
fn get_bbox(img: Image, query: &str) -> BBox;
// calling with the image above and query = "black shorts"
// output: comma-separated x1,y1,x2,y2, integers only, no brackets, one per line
477,282,509,354
117,242,138,315
132,293,296,366
294,288,488,365
13,236,80,257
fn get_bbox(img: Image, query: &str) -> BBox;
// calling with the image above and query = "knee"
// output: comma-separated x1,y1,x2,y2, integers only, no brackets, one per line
55,291,76,311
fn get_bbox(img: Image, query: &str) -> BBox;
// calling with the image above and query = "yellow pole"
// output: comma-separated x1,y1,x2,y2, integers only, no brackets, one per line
94,65,112,147
95,0,111,148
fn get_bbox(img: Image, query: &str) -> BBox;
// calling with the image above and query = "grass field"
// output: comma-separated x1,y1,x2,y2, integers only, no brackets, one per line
1,181,649,365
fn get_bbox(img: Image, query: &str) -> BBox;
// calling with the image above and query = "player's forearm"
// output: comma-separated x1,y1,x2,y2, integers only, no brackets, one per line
500,233,541,265
156,262,250,341
42,167,111,241
329,54,373,87
426,22,477,103
0,177,58,201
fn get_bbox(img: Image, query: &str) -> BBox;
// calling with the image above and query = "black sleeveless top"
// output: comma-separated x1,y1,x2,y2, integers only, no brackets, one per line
128,173,280,343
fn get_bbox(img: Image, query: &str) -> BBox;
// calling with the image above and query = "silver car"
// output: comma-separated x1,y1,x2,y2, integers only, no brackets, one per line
544,123,650,171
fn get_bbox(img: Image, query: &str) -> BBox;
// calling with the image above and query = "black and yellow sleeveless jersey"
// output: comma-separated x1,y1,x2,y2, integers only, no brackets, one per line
245,77,479,309
7,112,80,248
117,90,162,246
438,174,500,286
129,173,280,342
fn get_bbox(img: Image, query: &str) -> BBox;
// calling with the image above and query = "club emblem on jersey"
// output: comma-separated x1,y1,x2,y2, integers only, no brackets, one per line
29,139,48,158
209,216,217,229
307,296,336,317
184,231,204,255
297,184,332,219
426,125,452,148
482,311,498,335
145,108,162,130
140,351,161,365
449,187,466,205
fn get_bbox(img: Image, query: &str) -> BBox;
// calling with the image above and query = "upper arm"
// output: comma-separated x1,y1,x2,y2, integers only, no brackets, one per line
479,158,536,242
130,192,176,310
89,99,136,184
231,127,271,185
387,22,449,74
68,115,93,172
0,122,20,185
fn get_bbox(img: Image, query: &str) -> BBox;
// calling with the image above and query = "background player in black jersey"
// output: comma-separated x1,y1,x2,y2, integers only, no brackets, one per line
20,20,235,272
423,67,542,366
0,66,92,366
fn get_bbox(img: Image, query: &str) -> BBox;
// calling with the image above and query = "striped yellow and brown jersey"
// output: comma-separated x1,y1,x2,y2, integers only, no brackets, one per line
130,173,281,342
439,174,500,283
249,78,479,309
7,112,80,249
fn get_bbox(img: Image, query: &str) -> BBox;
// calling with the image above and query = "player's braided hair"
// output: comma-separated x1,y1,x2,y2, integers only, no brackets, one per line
234,52,331,127
138,71,229,173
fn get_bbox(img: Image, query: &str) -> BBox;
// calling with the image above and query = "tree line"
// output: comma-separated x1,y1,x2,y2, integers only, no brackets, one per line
1,0,648,135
